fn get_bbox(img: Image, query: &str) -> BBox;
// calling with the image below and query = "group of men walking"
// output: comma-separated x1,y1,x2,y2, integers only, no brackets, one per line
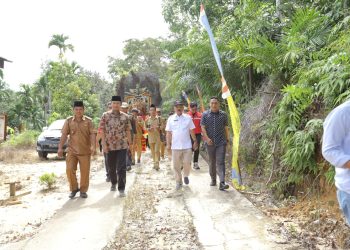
58,95,231,199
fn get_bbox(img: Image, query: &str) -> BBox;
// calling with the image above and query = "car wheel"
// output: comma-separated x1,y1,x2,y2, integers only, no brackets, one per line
38,151,48,159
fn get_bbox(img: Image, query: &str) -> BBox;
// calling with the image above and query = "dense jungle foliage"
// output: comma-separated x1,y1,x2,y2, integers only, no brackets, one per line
1,0,349,196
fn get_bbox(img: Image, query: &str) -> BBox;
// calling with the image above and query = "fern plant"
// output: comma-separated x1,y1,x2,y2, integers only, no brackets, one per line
281,119,323,185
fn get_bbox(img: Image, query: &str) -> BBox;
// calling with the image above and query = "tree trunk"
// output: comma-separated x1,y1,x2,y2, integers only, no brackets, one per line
248,65,253,99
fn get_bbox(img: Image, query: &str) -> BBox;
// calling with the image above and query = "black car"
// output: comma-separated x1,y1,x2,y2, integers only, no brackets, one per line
36,119,67,159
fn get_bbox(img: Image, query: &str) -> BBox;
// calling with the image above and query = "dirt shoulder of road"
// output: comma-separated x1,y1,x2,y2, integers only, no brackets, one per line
0,153,104,247
240,173,350,249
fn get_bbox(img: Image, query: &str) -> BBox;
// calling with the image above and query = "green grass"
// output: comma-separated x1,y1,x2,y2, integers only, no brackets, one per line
1,130,40,148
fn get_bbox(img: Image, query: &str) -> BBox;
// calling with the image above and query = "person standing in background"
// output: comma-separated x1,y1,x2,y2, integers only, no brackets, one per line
157,108,166,160
132,108,144,164
146,104,161,170
188,101,202,170
96,102,112,182
121,102,135,170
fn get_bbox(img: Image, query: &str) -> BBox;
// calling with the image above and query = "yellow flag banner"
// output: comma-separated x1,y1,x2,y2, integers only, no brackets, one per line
222,77,244,190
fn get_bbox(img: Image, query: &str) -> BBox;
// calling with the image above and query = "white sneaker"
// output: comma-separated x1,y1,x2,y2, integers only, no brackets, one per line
193,162,200,170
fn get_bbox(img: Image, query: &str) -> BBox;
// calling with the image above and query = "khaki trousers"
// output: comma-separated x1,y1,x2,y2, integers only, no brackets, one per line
66,153,91,192
149,141,160,163
133,136,143,161
160,141,165,158
172,149,192,184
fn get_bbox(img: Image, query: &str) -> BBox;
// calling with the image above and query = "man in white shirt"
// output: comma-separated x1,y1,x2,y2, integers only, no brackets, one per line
166,100,198,190
322,100,350,225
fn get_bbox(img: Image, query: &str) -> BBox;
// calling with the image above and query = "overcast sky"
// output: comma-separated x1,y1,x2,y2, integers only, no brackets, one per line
0,0,170,90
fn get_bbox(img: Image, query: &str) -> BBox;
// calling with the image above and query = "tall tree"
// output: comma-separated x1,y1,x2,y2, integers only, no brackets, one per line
48,34,74,59
108,38,170,80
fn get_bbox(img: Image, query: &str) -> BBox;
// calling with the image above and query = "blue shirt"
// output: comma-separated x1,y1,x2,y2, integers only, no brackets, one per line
322,100,350,194
201,110,228,146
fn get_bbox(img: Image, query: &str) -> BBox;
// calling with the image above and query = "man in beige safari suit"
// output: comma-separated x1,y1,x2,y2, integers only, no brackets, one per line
58,100,96,199
146,104,161,170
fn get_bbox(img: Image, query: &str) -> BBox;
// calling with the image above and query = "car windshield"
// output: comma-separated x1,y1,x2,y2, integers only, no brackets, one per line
48,120,65,130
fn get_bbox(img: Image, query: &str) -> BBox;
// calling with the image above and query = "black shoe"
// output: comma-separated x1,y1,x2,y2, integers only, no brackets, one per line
210,180,216,186
184,177,189,185
111,184,116,191
126,166,132,171
69,189,80,199
137,159,141,164
106,176,111,182
131,161,135,166
219,182,229,190
80,192,88,198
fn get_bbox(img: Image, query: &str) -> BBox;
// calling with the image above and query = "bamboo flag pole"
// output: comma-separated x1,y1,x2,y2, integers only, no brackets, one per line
196,84,205,113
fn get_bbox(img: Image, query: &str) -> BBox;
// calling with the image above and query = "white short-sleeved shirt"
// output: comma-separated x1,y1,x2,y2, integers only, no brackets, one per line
166,113,195,150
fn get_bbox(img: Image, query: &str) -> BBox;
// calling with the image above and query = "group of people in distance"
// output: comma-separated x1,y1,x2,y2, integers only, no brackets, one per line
58,95,231,199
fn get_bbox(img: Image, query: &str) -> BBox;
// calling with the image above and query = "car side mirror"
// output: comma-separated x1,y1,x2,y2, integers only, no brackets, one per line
42,127,48,131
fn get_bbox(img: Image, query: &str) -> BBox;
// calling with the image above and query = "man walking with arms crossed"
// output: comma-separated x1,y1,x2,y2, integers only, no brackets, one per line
58,100,96,199
166,101,198,190
201,97,230,191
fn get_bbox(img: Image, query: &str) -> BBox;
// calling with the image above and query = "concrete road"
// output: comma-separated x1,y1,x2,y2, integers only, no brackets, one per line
3,168,135,250
2,154,292,250
183,157,287,250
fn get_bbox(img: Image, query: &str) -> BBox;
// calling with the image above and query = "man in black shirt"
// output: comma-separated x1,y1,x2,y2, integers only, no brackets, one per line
201,97,230,190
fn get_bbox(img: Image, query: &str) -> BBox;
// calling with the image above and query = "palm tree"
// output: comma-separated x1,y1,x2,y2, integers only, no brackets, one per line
48,34,74,59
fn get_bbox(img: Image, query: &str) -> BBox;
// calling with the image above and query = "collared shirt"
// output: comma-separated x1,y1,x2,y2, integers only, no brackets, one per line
99,110,131,151
201,110,228,146
322,100,350,194
61,115,94,155
188,111,202,135
166,113,195,150
146,116,161,143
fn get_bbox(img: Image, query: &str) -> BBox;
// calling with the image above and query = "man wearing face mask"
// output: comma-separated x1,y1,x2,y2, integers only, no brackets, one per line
166,100,198,190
